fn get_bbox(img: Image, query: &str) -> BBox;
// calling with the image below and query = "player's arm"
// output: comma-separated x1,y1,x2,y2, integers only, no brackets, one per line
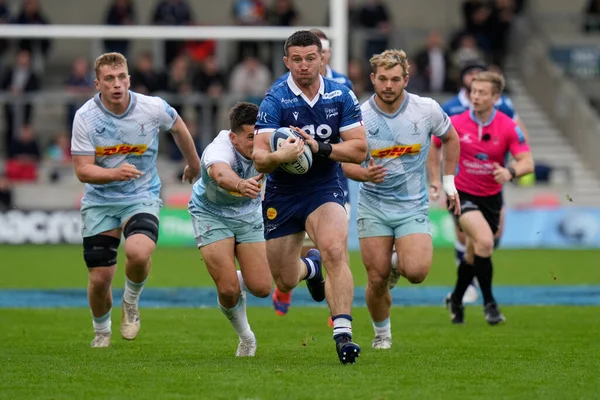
252,95,305,173
252,132,305,173
70,112,141,184
72,155,142,184
342,159,386,183
208,162,263,199
169,116,201,182
427,136,443,191
431,103,460,214
492,124,534,184
515,117,529,142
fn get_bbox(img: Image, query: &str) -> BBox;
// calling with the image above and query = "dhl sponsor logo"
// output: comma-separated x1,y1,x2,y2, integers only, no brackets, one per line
371,144,421,158
95,144,148,156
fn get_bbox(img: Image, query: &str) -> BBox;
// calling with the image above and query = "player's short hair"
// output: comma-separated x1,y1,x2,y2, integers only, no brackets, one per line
369,49,410,77
284,30,322,56
94,52,128,79
229,102,259,134
472,71,505,94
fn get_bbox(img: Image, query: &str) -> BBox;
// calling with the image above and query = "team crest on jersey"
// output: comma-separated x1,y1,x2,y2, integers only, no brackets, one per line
371,144,421,158
324,108,338,119
95,144,148,156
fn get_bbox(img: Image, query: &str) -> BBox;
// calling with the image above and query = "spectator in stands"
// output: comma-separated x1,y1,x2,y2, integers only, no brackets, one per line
450,33,486,84
64,57,94,131
11,0,51,61
5,124,40,181
130,52,167,95
152,0,194,66
166,54,192,160
192,55,226,138
358,0,391,62
583,0,600,33
347,58,366,98
0,0,9,59
487,0,517,67
267,0,298,26
267,0,298,72
1,49,40,154
229,54,271,105
104,0,136,57
231,0,267,63
459,0,492,55
0,174,12,211
405,57,428,94
415,30,454,93
46,131,71,182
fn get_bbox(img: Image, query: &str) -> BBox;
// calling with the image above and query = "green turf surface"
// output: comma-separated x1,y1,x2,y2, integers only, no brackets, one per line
1,306,599,400
1,245,599,289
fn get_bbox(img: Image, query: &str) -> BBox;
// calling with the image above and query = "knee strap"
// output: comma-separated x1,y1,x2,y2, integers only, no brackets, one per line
83,235,120,268
123,213,159,243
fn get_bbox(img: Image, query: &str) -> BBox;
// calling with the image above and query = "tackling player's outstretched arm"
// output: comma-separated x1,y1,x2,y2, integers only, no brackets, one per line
169,116,201,183
208,162,263,199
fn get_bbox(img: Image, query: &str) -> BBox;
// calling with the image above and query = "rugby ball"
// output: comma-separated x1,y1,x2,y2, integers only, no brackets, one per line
269,127,313,175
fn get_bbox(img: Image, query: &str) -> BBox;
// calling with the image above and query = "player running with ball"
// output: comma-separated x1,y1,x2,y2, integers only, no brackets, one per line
253,30,367,364
432,71,534,325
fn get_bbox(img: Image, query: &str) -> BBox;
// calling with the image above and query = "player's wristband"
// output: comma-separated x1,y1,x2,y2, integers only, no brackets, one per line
507,166,517,181
442,175,457,196
316,142,333,158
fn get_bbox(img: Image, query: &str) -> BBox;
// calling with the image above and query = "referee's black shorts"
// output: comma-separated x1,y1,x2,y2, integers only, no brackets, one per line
447,190,503,235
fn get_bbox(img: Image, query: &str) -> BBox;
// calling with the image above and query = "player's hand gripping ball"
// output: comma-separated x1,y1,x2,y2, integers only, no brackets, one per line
269,127,313,175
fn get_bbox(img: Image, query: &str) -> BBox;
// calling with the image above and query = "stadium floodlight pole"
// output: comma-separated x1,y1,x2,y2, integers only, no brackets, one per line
330,0,349,75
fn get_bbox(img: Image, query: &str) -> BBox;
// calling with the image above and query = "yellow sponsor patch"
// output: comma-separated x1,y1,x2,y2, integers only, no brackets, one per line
95,144,148,157
371,144,421,158
266,207,277,220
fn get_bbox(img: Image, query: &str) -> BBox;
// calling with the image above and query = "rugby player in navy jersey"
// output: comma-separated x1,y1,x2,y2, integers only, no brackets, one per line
253,30,367,364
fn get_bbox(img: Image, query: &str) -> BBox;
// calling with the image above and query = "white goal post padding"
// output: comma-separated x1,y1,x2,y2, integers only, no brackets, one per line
0,0,349,74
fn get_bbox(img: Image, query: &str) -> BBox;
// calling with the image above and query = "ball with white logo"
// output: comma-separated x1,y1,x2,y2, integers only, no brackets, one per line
269,127,313,175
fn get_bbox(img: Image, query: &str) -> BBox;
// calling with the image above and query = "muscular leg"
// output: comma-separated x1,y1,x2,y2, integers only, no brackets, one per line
120,214,158,340
267,232,307,293
235,241,272,299
305,203,352,316
202,237,257,355
361,236,394,348
85,228,121,347
394,233,433,284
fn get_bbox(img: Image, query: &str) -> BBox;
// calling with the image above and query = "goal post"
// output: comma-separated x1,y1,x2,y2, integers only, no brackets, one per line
0,0,349,74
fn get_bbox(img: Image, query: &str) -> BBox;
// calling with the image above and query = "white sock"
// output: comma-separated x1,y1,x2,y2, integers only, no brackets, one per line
372,317,391,338
236,270,248,293
219,293,254,342
92,311,111,334
123,277,146,305
332,315,353,339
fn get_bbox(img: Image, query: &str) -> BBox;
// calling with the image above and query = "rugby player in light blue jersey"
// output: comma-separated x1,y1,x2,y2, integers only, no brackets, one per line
71,53,200,348
188,102,272,357
342,50,460,349
253,30,367,364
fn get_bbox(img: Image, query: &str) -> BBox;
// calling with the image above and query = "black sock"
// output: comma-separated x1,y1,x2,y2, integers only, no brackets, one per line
451,262,475,305
473,255,495,305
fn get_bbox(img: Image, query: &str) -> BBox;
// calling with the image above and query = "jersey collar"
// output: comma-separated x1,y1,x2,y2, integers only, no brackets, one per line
287,74,325,108
469,108,496,127
458,88,471,107
94,90,137,119
325,65,333,79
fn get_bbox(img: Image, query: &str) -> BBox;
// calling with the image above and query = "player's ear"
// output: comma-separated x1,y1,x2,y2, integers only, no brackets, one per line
404,74,410,88
94,79,100,92
283,56,290,70
370,72,375,86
